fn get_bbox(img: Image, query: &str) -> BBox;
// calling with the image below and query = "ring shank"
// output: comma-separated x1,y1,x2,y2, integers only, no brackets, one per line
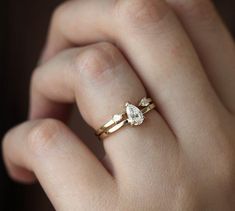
97,103,155,140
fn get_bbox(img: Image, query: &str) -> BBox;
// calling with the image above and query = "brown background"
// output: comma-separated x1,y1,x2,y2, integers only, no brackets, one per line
1,0,235,210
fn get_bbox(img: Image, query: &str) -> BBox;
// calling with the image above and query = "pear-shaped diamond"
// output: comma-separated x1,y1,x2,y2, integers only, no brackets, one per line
126,103,144,126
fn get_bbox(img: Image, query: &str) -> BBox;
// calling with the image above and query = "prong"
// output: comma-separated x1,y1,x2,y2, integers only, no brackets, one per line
127,118,132,125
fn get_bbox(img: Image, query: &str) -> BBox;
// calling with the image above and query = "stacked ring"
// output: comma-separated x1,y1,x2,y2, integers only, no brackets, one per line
96,97,156,140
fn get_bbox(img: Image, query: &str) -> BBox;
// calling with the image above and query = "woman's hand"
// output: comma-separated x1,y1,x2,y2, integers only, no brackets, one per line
3,0,235,210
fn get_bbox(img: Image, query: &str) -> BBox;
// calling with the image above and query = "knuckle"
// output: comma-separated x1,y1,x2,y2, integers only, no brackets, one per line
28,119,63,154
77,42,122,78
114,0,169,30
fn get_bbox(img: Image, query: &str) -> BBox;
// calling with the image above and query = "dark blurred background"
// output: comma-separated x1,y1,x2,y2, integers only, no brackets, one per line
0,0,235,210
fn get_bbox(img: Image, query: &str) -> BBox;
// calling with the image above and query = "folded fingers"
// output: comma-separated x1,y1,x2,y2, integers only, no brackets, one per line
30,42,176,180
40,0,229,146
3,119,115,210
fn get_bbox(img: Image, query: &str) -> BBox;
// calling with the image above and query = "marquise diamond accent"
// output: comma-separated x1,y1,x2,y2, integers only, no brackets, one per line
126,103,144,126
139,97,152,107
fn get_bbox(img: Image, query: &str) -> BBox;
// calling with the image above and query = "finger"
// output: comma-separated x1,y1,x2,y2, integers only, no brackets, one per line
166,0,235,113
41,0,227,142
4,155,36,184
3,119,115,210
31,42,176,180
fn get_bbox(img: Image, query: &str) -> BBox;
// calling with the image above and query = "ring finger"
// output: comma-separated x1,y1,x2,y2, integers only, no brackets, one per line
30,42,177,179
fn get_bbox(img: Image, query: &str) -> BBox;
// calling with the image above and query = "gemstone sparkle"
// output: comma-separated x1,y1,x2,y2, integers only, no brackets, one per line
112,114,123,123
126,103,144,126
139,97,151,107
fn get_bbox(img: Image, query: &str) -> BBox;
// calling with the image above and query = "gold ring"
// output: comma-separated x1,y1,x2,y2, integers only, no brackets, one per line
96,97,155,140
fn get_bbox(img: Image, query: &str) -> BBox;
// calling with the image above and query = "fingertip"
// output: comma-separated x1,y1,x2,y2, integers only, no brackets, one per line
6,160,37,185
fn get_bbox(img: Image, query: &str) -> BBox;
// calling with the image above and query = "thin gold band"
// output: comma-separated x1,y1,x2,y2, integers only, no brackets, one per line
96,97,155,140
98,103,155,140
96,98,153,136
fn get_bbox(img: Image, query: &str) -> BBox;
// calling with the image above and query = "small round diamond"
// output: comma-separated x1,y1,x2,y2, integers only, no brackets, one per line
112,114,123,123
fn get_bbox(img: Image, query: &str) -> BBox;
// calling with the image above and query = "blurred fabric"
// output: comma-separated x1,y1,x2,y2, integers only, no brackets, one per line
0,0,235,210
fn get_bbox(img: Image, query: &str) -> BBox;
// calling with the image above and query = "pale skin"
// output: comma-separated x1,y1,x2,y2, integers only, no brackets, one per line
2,0,235,210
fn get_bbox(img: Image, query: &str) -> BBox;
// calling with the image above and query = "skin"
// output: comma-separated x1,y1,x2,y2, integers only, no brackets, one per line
2,0,235,210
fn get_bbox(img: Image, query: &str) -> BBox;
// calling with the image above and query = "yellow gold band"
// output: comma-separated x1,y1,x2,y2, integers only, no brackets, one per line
98,103,155,140
96,97,155,140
